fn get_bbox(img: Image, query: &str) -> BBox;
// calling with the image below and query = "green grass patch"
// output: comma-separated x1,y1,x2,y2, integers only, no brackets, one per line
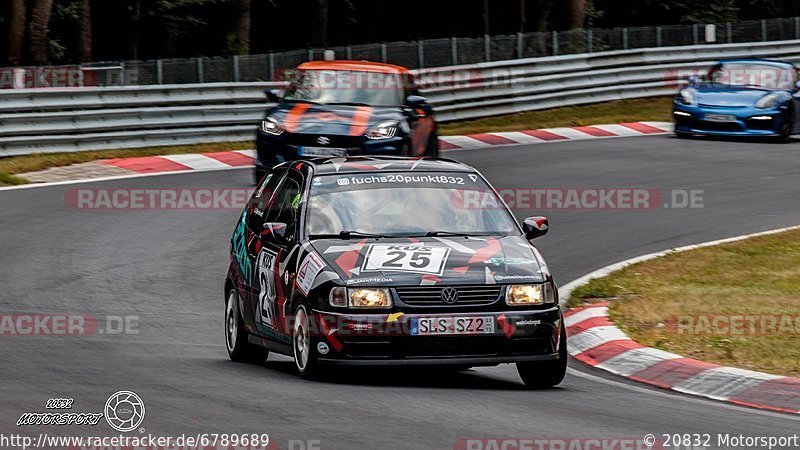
439,97,673,136
571,229,800,377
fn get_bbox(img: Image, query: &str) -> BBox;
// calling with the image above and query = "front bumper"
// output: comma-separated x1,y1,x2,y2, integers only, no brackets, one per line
256,130,406,170
673,103,786,136
311,307,563,366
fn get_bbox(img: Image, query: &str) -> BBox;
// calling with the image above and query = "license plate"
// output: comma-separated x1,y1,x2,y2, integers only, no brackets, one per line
705,114,737,123
411,316,495,336
298,146,348,157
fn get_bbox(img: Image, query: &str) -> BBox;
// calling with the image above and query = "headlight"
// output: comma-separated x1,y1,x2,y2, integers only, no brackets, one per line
756,92,782,109
365,120,399,140
679,89,695,105
261,116,285,135
505,284,556,306
329,287,392,308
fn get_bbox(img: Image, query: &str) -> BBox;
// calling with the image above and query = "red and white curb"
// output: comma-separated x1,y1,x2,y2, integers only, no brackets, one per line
561,225,800,414
438,122,672,150
92,121,672,175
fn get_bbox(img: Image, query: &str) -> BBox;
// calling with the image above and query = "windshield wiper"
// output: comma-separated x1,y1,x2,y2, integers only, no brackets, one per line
422,231,488,237
310,231,388,240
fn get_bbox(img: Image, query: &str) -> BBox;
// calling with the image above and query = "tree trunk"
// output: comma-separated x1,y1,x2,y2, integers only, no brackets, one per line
7,0,27,65
78,0,93,62
228,0,252,54
519,0,526,33
311,0,329,47
535,0,552,32
567,0,586,30
129,0,141,60
481,0,490,35
28,0,55,65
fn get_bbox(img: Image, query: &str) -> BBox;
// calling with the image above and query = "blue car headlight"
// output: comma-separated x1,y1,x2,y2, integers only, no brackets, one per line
679,89,695,105
755,92,782,109
365,120,400,140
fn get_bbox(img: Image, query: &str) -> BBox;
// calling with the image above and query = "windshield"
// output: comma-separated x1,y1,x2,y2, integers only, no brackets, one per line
708,63,796,90
284,69,405,107
306,172,520,238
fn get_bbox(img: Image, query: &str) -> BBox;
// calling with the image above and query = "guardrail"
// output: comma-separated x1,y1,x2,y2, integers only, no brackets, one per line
2,39,800,156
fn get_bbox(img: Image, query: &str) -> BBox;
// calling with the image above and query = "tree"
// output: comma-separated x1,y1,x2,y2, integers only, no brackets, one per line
481,0,490,35
310,0,329,47
79,0,92,61
567,0,586,29
29,0,56,64
227,0,251,54
7,0,27,65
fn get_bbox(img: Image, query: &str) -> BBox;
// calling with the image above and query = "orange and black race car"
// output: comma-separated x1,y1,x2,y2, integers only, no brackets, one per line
256,61,439,182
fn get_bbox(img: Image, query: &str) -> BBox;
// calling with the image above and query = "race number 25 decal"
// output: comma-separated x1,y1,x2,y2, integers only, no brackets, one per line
361,245,450,276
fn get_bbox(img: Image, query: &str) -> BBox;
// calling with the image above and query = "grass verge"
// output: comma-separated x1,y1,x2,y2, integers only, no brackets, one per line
439,97,673,135
0,97,674,185
570,228,800,377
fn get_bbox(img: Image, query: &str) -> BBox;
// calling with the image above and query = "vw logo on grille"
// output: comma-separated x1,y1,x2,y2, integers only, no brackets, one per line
317,136,330,145
441,287,459,304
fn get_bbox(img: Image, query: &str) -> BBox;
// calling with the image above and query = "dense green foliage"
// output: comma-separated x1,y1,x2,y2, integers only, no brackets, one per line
2,0,799,65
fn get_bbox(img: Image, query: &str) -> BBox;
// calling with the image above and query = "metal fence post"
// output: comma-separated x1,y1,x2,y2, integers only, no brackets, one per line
156,60,163,85
796,17,800,39
552,31,558,56
516,32,523,59
268,52,274,81
622,28,628,50
656,26,662,47
346,45,352,60
232,55,240,82
727,22,733,43
761,19,767,41
417,40,424,68
587,29,593,53
307,49,314,61
451,37,458,65
484,34,491,62
692,24,698,45
196,58,203,83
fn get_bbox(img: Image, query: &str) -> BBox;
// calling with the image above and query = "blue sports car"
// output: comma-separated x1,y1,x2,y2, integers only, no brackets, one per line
673,59,800,141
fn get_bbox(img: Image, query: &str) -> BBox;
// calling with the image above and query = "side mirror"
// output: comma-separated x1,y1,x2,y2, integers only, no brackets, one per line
262,222,289,241
265,89,282,103
522,216,549,240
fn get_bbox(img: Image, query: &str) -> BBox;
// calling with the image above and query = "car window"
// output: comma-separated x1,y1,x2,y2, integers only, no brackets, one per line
247,167,286,232
265,172,304,243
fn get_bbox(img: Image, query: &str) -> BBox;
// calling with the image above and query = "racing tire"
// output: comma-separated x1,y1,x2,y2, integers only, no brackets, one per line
225,288,269,363
516,325,568,389
777,108,793,143
292,303,322,379
675,131,692,139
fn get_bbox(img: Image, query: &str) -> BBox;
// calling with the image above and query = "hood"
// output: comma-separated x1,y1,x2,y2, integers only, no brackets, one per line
692,85,774,107
309,236,549,287
269,103,402,136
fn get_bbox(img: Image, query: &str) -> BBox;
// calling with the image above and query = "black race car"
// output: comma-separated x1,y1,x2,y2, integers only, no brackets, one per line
225,156,567,388
255,61,439,182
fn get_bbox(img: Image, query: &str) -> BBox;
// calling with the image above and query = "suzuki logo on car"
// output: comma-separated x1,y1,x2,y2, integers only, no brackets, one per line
317,136,330,145
441,287,459,304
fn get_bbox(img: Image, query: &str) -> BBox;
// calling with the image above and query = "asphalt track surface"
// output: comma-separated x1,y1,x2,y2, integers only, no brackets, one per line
1,135,800,449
